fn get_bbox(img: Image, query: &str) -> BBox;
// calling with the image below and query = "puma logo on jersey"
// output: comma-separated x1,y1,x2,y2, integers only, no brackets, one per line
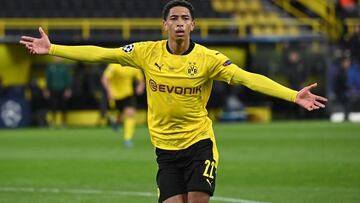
155,63,163,71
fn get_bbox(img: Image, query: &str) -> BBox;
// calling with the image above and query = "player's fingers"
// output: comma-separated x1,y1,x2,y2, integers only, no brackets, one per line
308,83,318,89
315,95,328,102
19,40,28,45
39,27,46,37
20,41,33,50
300,83,316,94
25,44,32,49
303,103,311,111
312,105,320,110
21,36,36,42
314,100,325,108
303,83,317,92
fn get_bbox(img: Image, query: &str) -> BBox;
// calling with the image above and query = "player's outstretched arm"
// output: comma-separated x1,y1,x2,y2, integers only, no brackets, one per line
20,27,51,55
227,65,327,110
295,83,327,111
19,27,119,63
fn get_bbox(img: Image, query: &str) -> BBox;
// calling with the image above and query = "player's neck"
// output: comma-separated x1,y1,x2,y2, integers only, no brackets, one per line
167,39,190,55
167,39,194,55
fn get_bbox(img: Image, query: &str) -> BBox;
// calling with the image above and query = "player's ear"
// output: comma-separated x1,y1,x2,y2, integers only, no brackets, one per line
163,20,168,32
190,20,195,32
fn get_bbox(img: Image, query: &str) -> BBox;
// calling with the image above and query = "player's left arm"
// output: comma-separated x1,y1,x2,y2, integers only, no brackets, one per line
208,51,327,111
228,65,327,111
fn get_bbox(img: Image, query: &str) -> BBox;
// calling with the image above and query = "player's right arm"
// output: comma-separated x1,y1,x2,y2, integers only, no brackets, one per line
20,27,142,67
49,44,119,63
20,27,118,63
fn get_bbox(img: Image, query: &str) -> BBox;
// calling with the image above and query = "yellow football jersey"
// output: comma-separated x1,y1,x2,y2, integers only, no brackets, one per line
114,40,237,151
103,64,143,100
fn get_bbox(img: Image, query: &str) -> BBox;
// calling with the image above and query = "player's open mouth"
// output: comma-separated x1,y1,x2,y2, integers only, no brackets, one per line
175,30,185,36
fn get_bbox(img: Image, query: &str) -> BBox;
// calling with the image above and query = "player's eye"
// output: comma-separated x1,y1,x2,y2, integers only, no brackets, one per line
169,16,177,20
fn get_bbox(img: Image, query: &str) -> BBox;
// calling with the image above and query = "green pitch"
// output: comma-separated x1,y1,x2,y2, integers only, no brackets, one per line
0,121,359,203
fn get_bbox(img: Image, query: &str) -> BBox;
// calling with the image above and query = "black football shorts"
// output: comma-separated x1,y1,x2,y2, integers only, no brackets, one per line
114,95,136,111
155,138,217,203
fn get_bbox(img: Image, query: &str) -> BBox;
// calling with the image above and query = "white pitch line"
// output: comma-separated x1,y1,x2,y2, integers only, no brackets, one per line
212,196,270,203
0,186,270,203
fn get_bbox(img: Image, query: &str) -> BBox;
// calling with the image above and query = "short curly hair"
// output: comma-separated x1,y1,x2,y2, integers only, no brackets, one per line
162,0,195,20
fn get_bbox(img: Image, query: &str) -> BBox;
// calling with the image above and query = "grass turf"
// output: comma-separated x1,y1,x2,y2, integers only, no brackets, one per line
0,121,359,203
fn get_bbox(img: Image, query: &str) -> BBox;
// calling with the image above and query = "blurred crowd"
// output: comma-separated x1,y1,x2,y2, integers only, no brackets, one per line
329,22,360,121
336,0,360,19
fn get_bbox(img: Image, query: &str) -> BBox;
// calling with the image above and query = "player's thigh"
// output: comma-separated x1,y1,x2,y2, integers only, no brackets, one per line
187,191,210,203
186,139,217,197
157,167,187,203
163,194,187,203
162,192,209,203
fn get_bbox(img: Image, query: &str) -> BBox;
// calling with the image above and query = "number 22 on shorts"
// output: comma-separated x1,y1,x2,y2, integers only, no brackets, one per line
203,160,215,179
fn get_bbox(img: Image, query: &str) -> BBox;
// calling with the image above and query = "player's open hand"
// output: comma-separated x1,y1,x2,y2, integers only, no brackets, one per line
295,83,327,111
19,27,51,55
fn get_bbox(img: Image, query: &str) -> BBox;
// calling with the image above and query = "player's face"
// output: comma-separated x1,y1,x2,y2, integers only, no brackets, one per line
163,6,195,41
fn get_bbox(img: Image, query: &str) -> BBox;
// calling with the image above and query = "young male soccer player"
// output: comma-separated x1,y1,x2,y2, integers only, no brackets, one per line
101,64,145,147
20,0,327,202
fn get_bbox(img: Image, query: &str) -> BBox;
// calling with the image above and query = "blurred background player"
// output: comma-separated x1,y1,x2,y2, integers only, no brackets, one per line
43,56,72,128
101,64,145,147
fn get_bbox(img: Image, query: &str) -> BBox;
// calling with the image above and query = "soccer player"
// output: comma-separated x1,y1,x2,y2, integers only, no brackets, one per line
44,56,72,128
20,0,327,202
101,64,145,147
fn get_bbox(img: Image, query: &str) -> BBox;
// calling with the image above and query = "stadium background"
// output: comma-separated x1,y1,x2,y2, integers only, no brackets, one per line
0,1,360,203
2,0,360,127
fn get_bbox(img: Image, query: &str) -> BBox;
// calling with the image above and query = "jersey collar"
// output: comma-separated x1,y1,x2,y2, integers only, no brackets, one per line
166,40,195,55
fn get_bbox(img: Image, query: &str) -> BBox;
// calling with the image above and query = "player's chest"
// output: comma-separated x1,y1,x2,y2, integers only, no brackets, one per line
144,54,207,80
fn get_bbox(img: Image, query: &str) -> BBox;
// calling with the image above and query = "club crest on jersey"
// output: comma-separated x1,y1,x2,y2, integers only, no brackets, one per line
122,44,134,53
187,62,198,77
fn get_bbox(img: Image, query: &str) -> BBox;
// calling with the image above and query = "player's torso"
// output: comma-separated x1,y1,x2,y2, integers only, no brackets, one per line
145,50,208,97
140,42,213,129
